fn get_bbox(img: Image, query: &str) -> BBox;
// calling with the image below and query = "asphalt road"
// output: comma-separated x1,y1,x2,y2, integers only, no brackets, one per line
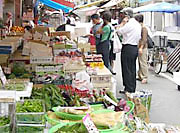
114,53,180,125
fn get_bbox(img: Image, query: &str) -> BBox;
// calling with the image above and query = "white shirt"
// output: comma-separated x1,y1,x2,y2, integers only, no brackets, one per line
117,18,141,46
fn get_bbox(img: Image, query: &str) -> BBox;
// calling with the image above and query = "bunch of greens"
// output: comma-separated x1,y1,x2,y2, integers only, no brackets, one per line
16,100,43,113
5,83,25,91
55,123,87,133
0,117,10,126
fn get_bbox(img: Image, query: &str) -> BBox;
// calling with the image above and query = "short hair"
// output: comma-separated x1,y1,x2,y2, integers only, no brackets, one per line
102,11,112,22
91,14,100,20
135,14,144,23
122,8,133,18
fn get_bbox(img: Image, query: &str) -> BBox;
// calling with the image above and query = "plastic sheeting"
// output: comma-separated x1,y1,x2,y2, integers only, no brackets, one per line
51,0,75,8
134,2,180,13
39,0,73,13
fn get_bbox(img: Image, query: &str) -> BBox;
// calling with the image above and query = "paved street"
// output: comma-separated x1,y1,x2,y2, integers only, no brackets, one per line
114,53,180,125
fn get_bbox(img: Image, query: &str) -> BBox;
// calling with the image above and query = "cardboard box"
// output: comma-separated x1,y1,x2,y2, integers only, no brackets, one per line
78,43,91,53
50,31,71,40
32,26,48,34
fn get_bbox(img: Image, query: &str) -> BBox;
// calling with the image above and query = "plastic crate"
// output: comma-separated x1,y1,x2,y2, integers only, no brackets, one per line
0,123,10,133
16,124,44,133
30,56,53,64
16,100,45,124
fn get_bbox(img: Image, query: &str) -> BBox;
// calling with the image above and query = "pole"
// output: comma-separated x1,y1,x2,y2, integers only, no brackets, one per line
151,12,153,31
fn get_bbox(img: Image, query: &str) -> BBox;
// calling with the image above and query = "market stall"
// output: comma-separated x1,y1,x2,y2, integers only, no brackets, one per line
0,2,180,132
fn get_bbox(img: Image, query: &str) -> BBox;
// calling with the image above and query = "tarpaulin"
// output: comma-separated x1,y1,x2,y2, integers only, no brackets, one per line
134,2,180,13
39,0,73,13
51,0,75,8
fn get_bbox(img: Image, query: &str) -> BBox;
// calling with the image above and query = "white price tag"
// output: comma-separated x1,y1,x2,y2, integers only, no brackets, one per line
83,114,99,133
0,66,7,85
104,95,118,106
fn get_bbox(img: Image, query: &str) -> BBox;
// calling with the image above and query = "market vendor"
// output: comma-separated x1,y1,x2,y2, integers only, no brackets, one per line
89,14,103,51
5,12,13,33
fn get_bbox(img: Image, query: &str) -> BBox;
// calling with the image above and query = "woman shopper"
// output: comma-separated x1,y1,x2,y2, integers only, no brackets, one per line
97,11,112,70
135,14,148,84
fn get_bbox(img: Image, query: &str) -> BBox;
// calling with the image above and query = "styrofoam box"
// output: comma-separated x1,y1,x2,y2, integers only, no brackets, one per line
0,82,33,101
30,56,53,64
35,65,63,72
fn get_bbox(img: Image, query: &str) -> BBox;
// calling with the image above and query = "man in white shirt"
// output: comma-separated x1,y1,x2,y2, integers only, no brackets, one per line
116,8,141,93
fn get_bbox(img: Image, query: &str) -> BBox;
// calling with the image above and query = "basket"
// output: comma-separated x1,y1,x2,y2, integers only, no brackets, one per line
52,107,85,121
52,104,105,121
44,114,61,126
48,122,124,133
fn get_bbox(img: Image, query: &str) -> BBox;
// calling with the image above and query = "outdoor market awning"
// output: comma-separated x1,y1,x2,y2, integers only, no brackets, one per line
73,6,99,16
133,2,180,13
75,0,106,9
51,0,75,8
101,0,123,8
39,0,73,13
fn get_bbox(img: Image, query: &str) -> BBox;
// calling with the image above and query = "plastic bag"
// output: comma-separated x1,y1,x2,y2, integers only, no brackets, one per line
113,31,122,53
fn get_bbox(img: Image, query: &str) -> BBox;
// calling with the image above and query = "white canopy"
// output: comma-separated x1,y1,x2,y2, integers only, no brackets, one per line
101,0,123,8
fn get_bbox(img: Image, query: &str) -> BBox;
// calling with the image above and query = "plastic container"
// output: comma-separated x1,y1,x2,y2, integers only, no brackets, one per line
45,114,61,126
52,107,85,121
52,104,105,121
0,124,10,133
16,124,44,133
16,100,45,124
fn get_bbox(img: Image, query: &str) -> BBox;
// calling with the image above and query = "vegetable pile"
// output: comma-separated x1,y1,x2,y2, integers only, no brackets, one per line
16,100,44,123
0,117,10,126
55,123,88,133
4,83,25,91
43,84,85,111
16,100,43,113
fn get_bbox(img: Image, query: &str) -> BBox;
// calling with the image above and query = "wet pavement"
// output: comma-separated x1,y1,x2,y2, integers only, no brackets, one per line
114,53,180,125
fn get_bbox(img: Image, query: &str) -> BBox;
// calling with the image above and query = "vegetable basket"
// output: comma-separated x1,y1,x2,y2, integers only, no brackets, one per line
16,99,45,124
52,104,105,121
48,122,125,133
52,107,85,121
45,114,61,126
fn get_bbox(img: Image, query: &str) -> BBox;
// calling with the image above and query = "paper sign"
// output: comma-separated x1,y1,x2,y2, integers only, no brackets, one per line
83,114,99,133
104,95,118,106
0,66,7,85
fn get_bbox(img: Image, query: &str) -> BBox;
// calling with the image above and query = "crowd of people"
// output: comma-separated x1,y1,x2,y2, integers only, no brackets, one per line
89,8,149,93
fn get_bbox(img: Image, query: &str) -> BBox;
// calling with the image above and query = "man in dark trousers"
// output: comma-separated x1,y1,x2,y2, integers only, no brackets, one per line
116,8,141,93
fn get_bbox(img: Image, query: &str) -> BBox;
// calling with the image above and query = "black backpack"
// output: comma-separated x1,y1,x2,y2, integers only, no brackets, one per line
147,34,154,48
